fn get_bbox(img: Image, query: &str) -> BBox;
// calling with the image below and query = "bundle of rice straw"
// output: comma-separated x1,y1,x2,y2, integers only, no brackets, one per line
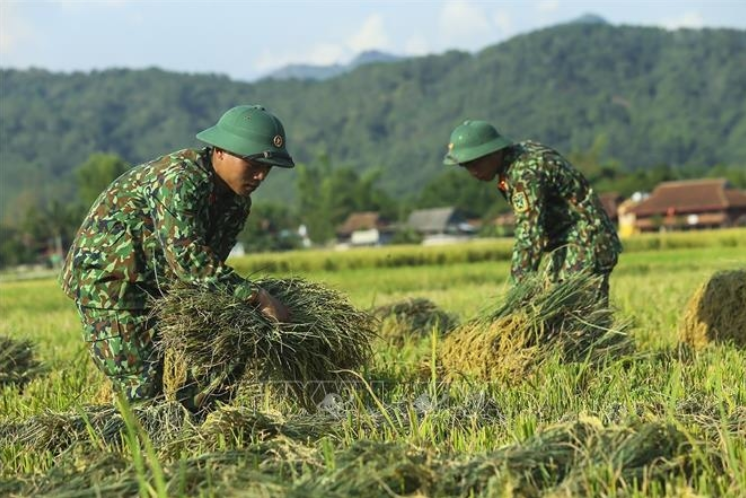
438,417,690,497
0,335,43,388
299,440,436,497
550,419,691,496
440,272,633,382
372,297,458,344
196,406,340,448
679,269,746,350
153,277,375,407
0,402,194,454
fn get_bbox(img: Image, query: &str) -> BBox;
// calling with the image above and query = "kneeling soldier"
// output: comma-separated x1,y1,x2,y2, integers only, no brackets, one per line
61,105,293,411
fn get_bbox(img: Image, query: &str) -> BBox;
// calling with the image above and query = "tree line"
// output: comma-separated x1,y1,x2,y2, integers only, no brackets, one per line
1,22,745,223
2,147,743,269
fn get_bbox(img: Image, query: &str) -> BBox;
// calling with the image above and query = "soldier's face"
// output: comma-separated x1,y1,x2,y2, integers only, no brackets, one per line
462,153,500,182
213,149,272,196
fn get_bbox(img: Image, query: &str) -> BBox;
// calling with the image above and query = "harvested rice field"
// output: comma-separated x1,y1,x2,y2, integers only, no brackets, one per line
1,232,745,497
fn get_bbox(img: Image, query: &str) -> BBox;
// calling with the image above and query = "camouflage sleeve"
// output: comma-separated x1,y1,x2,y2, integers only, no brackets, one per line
509,167,549,283
215,203,251,262
148,175,256,300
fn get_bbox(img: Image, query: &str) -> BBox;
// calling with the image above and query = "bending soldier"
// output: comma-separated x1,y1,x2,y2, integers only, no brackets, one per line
443,120,622,304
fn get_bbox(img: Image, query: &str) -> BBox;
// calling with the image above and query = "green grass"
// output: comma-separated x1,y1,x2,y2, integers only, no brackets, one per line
1,243,745,497
206,227,746,277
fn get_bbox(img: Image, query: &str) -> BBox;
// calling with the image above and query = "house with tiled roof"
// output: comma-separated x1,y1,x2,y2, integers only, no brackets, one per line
626,178,746,232
407,206,476,244
336,211,393,246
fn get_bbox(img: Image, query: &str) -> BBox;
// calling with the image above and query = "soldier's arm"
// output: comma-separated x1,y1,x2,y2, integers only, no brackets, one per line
148,173,256,300
510,169,549,283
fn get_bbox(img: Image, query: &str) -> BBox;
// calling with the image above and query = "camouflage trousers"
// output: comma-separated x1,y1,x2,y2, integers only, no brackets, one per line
546,243,615,307
75,305,243,412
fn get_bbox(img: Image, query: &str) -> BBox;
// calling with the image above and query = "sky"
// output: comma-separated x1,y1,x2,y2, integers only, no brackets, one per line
1,0,745,82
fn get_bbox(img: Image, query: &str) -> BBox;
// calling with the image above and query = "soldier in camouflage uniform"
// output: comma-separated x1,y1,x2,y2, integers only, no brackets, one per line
60,104,294,411
443,120,622,304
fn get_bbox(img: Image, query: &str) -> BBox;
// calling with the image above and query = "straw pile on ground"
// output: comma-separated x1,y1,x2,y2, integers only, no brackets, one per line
196,406,341,449
437,416,691,497
153,277,375,407
0,401,194,454
0,402,344,458
679,269,746,350
1,410,712,497
439,273,633,383
0,335,43,388
305,418,692,497
372,297,458,344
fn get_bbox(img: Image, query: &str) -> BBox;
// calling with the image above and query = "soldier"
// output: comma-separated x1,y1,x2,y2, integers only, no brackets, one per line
443,120,622,304
61,104,293,412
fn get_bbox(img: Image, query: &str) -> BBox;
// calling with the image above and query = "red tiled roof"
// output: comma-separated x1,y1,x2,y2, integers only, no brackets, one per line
725,188,746,207
337,212,388,236
628,179,746,217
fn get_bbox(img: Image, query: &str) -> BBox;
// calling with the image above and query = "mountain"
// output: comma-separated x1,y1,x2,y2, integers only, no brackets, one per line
1,22,745,219
348,50,402,68
263,63,347,81
565,14,610,25
262,50,402,81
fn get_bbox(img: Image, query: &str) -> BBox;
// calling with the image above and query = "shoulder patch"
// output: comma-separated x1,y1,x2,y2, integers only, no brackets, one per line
512,191,530,213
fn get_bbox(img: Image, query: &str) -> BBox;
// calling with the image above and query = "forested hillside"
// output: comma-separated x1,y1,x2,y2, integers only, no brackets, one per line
1,22,745,219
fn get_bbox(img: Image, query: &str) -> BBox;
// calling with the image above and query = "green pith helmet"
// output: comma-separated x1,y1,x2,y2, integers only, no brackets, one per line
196,105,295,168
443,120,513,166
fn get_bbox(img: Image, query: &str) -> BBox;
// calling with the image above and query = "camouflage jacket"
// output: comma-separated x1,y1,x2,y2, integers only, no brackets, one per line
497,141,623,283
60,147,254,310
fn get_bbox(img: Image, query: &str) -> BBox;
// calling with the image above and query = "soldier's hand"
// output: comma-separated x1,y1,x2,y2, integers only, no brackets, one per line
251,287,290,323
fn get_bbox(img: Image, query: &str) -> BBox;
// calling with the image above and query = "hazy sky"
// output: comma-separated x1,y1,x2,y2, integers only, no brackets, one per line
2,0,745,81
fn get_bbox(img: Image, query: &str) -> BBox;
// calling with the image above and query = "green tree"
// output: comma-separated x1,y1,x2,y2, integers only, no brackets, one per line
75,153,131,209
295,156,400,244
238,202,302,253
16,199,82,264
416,169,508,219
295,160,336,244
0,224,34,268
